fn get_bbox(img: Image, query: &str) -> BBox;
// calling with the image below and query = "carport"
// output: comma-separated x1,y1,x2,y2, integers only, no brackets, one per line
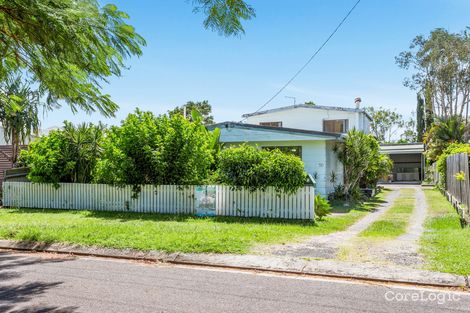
380,143,425,182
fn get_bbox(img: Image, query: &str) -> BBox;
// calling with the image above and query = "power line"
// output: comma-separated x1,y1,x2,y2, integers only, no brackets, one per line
241,0,362,121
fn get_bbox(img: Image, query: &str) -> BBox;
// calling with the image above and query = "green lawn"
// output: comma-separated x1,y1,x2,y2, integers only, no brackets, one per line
0,190,388,254
360,188,415,238
420,189,470,275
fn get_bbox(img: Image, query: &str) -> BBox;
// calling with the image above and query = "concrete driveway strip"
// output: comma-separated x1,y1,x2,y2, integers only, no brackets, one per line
1,251,469,313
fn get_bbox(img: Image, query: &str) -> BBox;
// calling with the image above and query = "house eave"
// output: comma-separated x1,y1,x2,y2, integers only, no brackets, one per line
207,122,343,140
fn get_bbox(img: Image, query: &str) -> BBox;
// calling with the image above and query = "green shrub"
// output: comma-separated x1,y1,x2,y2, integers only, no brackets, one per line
94,109,218,192
314,194,332,220
217,145,307,193
435,143,470,188
19,122,105,185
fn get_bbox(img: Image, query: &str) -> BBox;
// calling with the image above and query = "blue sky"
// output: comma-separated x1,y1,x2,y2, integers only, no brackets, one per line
43,0,470,128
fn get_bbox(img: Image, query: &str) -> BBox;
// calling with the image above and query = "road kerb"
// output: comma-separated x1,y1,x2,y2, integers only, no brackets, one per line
0,239,467,290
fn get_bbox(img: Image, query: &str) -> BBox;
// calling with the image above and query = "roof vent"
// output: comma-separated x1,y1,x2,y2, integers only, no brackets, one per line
354,97,362,109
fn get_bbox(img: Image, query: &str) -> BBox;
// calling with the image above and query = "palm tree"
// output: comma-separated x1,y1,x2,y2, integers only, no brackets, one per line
433,116,466,143
0,76,42,165
424,116,468,161
61,121,105,183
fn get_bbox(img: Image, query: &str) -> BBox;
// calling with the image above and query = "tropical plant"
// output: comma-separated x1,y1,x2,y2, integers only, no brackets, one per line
0,76,42,165
396,28,470,119
334,129,390,200
424,116,467,161
94,109,217,194
217,144,307,194
19,122,105,185
314,194,332,220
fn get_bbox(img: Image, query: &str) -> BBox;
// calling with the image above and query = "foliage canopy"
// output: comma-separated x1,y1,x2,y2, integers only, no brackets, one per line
365,106,404,143
396,28,470,119
0,0,146,117
94,110,217,193
168,100,215,125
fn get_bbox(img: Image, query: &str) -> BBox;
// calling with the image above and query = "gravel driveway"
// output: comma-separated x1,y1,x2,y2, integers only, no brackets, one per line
255,185,429,269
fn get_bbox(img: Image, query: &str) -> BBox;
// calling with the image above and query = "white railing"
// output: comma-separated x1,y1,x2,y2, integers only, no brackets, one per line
2,182,315,220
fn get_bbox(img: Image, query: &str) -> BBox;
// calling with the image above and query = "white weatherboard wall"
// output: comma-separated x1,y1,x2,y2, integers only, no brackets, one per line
2,182,315,220
245,107,370,134
325,141,343,194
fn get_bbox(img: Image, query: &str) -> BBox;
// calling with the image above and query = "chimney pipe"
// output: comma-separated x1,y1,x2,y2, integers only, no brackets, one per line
354,97,362,109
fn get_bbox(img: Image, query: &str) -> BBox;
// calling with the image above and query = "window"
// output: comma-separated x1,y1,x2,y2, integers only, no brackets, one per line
262,146,302,158
259,121,282,127
323,119,348,133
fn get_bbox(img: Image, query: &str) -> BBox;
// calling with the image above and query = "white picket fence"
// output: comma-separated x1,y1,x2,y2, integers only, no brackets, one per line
2,182,315,220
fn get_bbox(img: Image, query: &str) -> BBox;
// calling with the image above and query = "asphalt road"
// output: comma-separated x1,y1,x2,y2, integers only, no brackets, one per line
0,251,469,313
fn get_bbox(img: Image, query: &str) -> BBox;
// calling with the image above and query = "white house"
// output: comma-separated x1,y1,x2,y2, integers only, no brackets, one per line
209,100,372,195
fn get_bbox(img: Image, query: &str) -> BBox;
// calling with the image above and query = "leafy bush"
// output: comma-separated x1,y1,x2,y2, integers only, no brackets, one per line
314,194,331,220
435,143,470,188
19,122,105,185
94,109,218,192
362,152,393,188
217,145,307,193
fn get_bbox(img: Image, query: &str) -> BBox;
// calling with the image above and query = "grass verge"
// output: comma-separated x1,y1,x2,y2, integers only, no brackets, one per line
0,190,388,254
360,188,415,238
420,189,470,275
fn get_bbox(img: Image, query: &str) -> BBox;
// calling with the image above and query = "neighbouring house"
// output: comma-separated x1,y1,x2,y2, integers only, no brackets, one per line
379,143,425,182
0,125,56,184
208,98,372,196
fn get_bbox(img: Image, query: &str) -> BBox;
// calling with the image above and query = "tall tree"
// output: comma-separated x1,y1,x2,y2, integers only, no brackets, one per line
0,76,41,165
396,28,470,119
365,106,404,143
399,115,418,143
424,81,434,132
416,94,425,142
168,100,215,125
0,0,254,117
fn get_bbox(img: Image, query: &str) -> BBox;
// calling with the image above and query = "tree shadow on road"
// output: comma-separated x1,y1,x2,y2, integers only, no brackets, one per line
0,252,78,313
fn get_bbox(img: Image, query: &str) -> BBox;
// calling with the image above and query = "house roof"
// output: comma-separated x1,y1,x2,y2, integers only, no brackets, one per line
241,104,373,121
207,122,343,139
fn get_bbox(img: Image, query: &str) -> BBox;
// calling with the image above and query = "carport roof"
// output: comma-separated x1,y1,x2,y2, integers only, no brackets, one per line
380,143,424,154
